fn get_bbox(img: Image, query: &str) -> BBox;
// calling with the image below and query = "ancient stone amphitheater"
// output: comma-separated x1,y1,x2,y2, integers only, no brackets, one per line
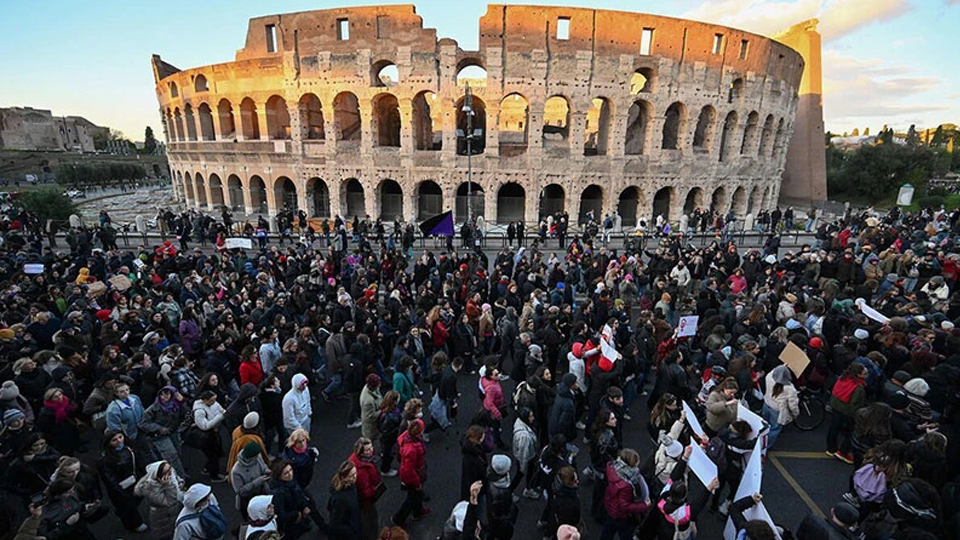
152,4,814,227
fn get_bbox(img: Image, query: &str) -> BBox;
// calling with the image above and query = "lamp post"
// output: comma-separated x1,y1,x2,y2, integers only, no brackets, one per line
461,84,475,225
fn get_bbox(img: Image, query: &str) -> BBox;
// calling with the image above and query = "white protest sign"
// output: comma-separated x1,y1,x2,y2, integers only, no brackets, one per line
682,401,706,440
677,315,699,338
738,402,767,439
23,264,44,274
723,437,780,540
133,259,145,269
225,237,253,250
724,502,781,540
857,299,890,324
688,441,718,488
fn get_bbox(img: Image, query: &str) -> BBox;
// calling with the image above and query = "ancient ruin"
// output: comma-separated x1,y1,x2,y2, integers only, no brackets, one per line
152,4,818,226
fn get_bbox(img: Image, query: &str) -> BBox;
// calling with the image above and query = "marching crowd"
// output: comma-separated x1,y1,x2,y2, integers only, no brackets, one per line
0,197,959,540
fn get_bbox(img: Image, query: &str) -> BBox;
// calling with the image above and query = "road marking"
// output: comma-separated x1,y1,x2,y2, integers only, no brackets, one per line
768,451,833,459
768,454,825,518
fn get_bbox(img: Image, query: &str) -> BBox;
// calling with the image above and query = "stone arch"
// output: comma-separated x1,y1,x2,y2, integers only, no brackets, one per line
248,175,268,214
456,60,487,87
748,185,761,215
197,103,215,141
693,105,717,150
239,98,260,140
539,184,565,220
684,187,705,215
273,176,297,213
710,186,728,214
208,173,224,207
661,102,687,150
741,111,760,155
579,185,603,225
307,177,330,217
416,180,443,220
372,93,401,147
168,82,179,98
542,95,571,146
299,94,325,140
719,111,739,162
618,187,642,227
227,174,243,211
498,93,528,155
343,178,365,218
731,186,747,217
630,67,656,94
372,60,399,87
182,171,194,202
217,99,235,139
456,182,484,221
456,94,486,154
772,118,785,159
729,78,745,103
413,91,441,151
497,182,526,223
265,95,291,140
334,92,361,142
193,172,207,207
759,114,775,159
378,179,403,220
584,97,613,156
194,74,209,93
625,99,654,155
183,104,198,141
652,187,673,222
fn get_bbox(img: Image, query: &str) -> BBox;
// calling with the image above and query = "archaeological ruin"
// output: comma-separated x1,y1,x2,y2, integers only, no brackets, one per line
152,4,825,227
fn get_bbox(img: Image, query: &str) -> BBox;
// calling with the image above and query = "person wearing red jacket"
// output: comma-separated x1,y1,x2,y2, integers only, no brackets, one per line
602,448,651,540
349,437,383,540
239,345,264,387
392,419,430,527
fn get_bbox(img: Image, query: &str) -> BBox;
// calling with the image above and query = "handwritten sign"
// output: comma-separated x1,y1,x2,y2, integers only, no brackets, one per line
779,341,811,378
677,315,699,338
225,237,253,250
108,275,133,291
86,281,106,297
23,264,44,274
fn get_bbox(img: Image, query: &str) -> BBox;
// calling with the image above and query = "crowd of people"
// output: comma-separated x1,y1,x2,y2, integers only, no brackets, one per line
0,194,959,540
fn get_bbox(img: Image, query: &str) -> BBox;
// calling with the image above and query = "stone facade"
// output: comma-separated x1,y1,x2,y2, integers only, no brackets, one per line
0,107,102,153
153,4,806,226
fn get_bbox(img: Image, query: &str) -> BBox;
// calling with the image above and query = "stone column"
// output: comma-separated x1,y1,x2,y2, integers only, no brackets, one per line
211,109,223,142
258,105,270,141
524,180,538,226
323,100,337,157
610,112,628,157
440,97,457,160
242,179,254,215
296,178,310,215
399,102,414,156
289,103,304,155
204,176,215,211
569,111,587,157
528,103,544,158
359,108,373,157
328,180,342,219
484,189,497,225
485,103,500,158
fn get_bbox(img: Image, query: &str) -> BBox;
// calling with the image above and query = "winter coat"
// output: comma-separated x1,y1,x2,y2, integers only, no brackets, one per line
481,377,505,419
460,438,488,500
223,383,262,434
178,318,201,356
105,395,145,439
348,453,382,509
705,390,738,433
282,373,312,432
174,485,223,540
192,399,225,432
549,383,577,442
359,385,383,440
230,453,269,512
134,461,184,538
392,370,418,404
764,371,800,425
227,426,268,474
398,430,427,489
603,461,650,520
512,418,539,466
326,485,361,540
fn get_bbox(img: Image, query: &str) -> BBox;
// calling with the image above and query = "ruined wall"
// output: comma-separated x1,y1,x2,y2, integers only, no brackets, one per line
0,107,62,151
154,4,805,225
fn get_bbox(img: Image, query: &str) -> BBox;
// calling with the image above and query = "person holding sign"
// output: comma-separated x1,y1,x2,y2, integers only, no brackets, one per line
762,366,800,448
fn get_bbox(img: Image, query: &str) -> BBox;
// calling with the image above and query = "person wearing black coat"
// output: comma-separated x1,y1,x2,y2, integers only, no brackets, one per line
546,465,582,537
2,433,61,519
223,382,262,434
269,460,325,540
96,430,145,532
326,461,361,540
795,502,862,540
549,374,578,444
460,426,489,501
258,376,286,454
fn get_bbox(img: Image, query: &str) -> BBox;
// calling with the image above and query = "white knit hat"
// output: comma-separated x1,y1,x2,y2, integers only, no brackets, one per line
243,411,260,430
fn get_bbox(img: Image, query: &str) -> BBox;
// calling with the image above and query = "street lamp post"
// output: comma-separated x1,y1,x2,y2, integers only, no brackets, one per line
462,84,475,225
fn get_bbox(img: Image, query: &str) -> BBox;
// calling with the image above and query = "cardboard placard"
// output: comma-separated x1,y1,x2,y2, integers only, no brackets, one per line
86,281,106,297
677,315,699,337
779,341,812,378
225,237,253,250
108,275,133,291
23,264,44,274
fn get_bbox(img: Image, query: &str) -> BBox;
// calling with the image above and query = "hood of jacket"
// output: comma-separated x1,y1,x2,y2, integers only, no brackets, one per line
237,382,258,401
291,373,308,391
247,494,273,521
182,483,212,511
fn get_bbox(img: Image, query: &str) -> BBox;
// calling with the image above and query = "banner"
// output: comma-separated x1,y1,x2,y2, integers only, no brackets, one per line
23,264,44,274
225,237,253,250
688,441,718,488
682,401,706,440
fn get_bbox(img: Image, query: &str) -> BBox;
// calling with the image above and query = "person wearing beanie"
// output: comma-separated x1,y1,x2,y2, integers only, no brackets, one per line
227,410,269,475
486,453,519,538
902,378,934,426
557,524,581,540
796,501,860,540
359,373,383,439
231,441,270,519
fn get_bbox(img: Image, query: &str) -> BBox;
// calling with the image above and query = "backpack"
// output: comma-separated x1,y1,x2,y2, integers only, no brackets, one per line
705,436,728,474
177,504,228,539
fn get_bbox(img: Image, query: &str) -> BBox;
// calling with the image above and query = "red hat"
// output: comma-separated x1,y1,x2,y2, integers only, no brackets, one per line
808,337,823,350
96,309,112,322
571,342,583,358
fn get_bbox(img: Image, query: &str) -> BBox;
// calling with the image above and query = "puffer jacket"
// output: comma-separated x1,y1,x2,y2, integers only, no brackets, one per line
512,418,538,466
134,461,184,538
603,461,650,520
763,372,800,425
398,426,426,489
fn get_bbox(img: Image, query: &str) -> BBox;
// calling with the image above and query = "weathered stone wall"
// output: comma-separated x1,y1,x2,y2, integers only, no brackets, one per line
154,4,805,225
0,108,99,152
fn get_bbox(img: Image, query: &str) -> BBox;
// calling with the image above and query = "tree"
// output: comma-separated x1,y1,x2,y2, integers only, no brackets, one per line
851,128,860,137
143,126,157,154
878,128,894,145
17,188,78,222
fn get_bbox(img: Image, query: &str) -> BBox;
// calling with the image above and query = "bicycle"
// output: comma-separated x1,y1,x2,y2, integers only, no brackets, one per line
793,387,826,431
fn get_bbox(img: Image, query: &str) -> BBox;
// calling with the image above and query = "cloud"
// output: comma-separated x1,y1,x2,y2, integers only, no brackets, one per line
683,0,913,41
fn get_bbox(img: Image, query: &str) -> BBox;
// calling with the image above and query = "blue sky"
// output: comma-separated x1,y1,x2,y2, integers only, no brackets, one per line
1,0,956,141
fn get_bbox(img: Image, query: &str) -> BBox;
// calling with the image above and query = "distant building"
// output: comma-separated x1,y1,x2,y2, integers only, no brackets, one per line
0,106,106,152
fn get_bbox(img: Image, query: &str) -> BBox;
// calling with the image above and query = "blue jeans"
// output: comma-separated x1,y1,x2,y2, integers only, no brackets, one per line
762,403,783,448
324,373,343,397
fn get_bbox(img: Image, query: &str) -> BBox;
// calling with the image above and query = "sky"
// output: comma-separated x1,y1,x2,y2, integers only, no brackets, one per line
1,0,957,141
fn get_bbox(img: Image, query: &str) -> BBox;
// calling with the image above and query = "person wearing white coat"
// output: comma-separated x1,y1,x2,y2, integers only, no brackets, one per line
762,365,800,449
282,373,312,433
173,483,224,540
242,495,278,539
193,390,227,480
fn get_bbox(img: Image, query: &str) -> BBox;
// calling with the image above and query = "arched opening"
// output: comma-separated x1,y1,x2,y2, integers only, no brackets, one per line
413,91,441,151
630,68,656,94
183,171,195,202
539,184,565,221
334,92,361,144
208,174,224,207
217,99,235,139
762,186,773,210
227,175,243,211
584,97,612,156
456,182,484,221
265,95,291,140
240,98,260,140
198,103,215,141
378,179,403,220
372,61,399,87
741,111,760,155
719,111,738,163
274,177,297,212
307,177,330,217
456,62,487,88
693,106,717,150
542,96,570,147
652,187,672,222
772,118,785,159
300,94,325,140
173,109,184,142
168,82,179,98
373,94,401,147
729,78,745,103
618,187,641,227
343,179,365,218
194,75,208,93
625,100,653,155
184,104,198,141
497,183,526,223
684,187,705,215
732,186,747,217
456,94,486,154
579,185,603,225
416,180,442,220
249,176,268,214
498,93,528,156
748,186,760,215
710,187,728,214
194,172,207,207
661,102,686,150
758,114,775,159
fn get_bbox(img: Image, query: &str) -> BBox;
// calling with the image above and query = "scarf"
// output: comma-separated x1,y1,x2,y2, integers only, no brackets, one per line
44,396,74,424
155,386,181,413
613,457,649,502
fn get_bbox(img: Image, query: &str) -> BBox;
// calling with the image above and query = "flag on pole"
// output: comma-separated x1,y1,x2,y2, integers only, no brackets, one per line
419,211,455,237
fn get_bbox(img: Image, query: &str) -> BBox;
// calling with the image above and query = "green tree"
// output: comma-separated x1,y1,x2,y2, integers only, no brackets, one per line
143,126,157,154
16,188,78,222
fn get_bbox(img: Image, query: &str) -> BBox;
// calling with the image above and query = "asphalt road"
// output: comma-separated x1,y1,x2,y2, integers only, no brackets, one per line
85,372,847,540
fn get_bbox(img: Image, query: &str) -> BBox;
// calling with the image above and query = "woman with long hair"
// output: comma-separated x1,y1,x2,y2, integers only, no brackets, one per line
97,430,146,532
761,365,800,449
327,460,362,540
377,390,403,476
851,402,893,468
647,393,681,443
349,437,384,540
590,408,621,523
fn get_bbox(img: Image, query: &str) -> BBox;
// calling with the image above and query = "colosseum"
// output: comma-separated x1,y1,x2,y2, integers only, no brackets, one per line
152,4,818,228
